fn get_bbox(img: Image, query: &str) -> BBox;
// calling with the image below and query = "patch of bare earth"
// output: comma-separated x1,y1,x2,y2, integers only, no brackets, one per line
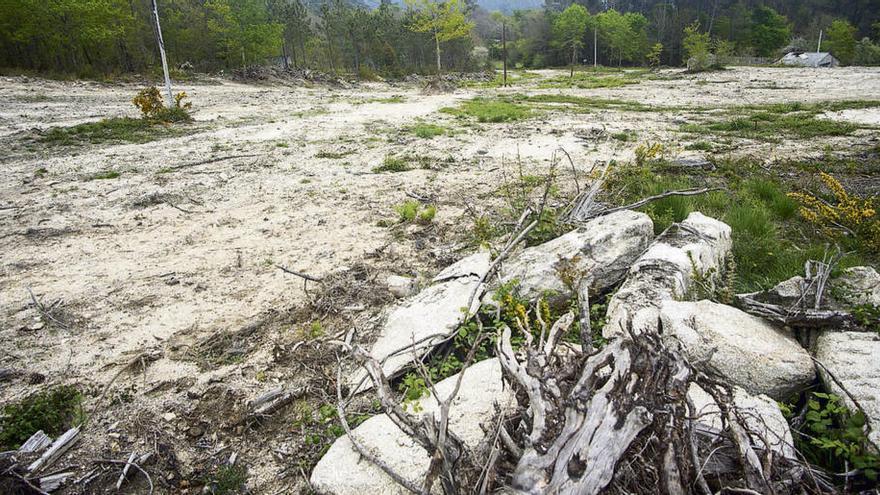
1,66,879,493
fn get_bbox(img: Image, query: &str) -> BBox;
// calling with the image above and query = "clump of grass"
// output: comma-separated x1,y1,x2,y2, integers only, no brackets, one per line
410,123,447,139
685,141,714,151
373,155,411,173
441,98,531,123
88,170,121,180
206,464,248,495
515,94,656,113
315,150,353,159
394,200,436,224
611,131,636,142
0,386,83,450
539,72,642,90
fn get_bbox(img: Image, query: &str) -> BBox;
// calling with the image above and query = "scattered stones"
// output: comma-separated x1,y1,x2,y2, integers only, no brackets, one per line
688,383,795,459
353,252,490,389
386,275,417,299
660,300,814,400
311,358,512,495
604,212,732,338
499,210,653,302
814,331,880,448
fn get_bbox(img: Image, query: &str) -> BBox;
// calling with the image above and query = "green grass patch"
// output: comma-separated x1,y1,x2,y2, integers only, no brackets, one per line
440,98,532,123
611,131,636,142
514,94,657,113
409,123,448,139
539,74,641,90
603,159,872,292
38,117,188,146
394,200,436,224
681,100,880,142
0,386,84,450
373,155,412,173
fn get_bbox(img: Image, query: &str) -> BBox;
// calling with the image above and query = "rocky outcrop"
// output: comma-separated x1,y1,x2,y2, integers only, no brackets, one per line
311,358,512,495
834,266,880,307
499,210,653,302
660,300,814,400
814,332,880,449
604,212,732,338
352,252,490,389
688,383,795,459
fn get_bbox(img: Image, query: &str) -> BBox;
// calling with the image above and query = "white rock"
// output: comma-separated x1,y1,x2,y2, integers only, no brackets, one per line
833,266,880,307
604,212,732,338
386,275,417,299
688,383,795,459
353,253,491,389
660,300,814,400
499,210,653,301
432,251,492,283
814,332,880,448
311,359,513,495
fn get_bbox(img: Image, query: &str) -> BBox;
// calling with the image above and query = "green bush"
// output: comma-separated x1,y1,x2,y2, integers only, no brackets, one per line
0,386,83,450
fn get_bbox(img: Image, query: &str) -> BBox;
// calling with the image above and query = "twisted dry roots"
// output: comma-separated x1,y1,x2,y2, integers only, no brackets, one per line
496,317,800,495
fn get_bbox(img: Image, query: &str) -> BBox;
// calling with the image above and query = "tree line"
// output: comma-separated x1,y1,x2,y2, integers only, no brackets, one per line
1,0,878,78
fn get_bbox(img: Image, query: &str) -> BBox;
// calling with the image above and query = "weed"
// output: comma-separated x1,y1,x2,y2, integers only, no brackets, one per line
276,142,289,148
0,386,83,450
685,141,714,151
373,155,411,173
611,131,636,142
399,374,429,412
34,167,48,178
634,142,665,166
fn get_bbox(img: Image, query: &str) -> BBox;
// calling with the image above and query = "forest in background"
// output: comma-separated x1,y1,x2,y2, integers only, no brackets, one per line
1,0,879,78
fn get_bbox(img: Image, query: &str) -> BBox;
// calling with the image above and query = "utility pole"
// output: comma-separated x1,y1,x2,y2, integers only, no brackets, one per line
150,0,173,106
817,30,823,53
502,21,507,86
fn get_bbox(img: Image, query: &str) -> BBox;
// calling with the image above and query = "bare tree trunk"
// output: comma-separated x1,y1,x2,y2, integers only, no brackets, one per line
502,22,507,86
434,30,442,73
570,44,575,78
150,0,174,106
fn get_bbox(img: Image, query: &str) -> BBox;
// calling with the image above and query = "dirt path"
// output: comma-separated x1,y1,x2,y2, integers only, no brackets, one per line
1,66,879,493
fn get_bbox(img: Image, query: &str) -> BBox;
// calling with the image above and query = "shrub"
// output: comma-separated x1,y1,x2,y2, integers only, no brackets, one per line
789,172,879,252
0,386,83,450
132,86,192,123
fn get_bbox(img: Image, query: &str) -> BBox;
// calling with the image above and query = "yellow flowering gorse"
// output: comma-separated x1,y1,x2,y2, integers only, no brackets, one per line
788,172,879,251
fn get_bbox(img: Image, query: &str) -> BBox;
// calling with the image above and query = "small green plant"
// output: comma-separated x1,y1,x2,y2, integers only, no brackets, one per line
373,155,411,173
207,464,248,495
634,142,665,166
393,200,436,224
792,392,880,484
399,374,429,412
418,205,437,224
0,386,83,450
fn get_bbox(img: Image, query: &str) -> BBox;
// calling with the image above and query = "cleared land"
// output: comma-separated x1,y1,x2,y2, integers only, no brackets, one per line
1,66,879,492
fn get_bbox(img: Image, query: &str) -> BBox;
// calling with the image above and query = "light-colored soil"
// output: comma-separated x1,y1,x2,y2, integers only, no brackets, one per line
1,66,879,493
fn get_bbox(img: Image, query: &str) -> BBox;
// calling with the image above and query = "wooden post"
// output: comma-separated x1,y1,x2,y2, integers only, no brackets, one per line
150,0,173,107
502,22,507,86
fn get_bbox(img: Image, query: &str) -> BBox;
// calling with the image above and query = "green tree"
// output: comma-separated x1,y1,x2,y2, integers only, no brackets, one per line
826,19,858,65
647,42,663,69
750,6,790,57
406,0,473,73
682,21,711,71
551,4,589,77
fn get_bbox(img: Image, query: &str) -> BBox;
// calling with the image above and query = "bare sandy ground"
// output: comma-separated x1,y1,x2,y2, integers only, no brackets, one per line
1,66,879,492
